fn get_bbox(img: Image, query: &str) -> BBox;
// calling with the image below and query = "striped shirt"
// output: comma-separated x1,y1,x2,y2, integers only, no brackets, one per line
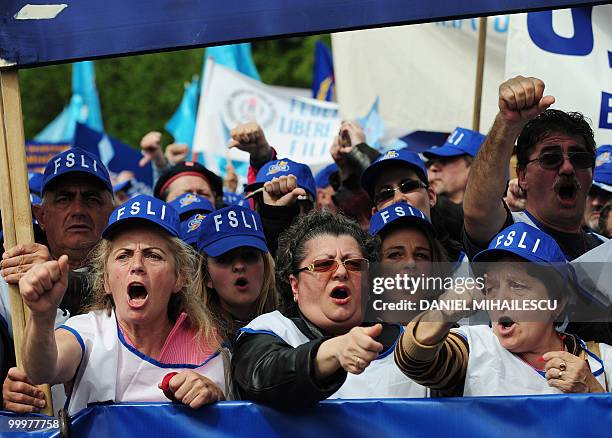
394,314,583,397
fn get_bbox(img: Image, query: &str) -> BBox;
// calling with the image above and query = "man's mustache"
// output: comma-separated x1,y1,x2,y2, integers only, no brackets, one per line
553,177,580,193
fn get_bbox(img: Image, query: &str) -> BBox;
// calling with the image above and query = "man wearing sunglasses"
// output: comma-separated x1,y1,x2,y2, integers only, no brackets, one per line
463,76,610,344
583,145,612,233
361,149,464,262
463,76,601,260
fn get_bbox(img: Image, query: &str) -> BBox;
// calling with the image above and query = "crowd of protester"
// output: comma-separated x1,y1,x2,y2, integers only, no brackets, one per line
0,75,611,417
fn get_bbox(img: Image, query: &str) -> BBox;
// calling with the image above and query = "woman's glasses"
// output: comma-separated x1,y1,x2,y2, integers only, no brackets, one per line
295,258,369,274
526,151,594,170
374,179,428,205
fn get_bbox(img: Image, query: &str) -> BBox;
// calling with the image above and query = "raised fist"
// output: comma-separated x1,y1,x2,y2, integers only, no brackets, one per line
19,255,69,318
498,76,555,125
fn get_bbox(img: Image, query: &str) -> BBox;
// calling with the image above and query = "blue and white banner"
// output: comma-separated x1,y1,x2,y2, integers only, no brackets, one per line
193,60,340,175
506,6,612,146
73,124,153,195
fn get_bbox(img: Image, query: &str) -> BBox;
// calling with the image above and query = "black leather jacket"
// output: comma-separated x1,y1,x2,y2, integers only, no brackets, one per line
231,312,401,410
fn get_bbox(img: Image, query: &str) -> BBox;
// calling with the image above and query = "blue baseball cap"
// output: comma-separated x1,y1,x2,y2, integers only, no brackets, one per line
245,159,317,200
369,202,434,237
30,193,42,206
315,163,338,189
179,212,208,246
593,145,612,193
113,179,133,194
168,193,214,220
361,149,428,196
473,223,569,279
423,127,485,159
42,147,112,194
29,172,44,196
223,191,244,206
103,195,179,238
197,205,268,256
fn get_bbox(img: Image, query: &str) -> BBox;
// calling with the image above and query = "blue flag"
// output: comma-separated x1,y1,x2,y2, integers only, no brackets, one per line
357,97,385,149
35,61,104,143
203,43,260,81
312,40,335,101
165,77,199,147
73,123,153,194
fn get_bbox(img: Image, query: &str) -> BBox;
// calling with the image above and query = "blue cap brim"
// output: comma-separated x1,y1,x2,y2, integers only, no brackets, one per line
202,235,269,257
371,215,435,237
472,248,568,280
472,248,538,264
592,181,612,193
361,160,427,194
113,180,131,193
423,145,467,159
181,233,199,246
102,217,178,239
44,171,113,194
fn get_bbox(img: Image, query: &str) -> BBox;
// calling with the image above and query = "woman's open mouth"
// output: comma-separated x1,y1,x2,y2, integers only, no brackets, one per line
497,316,516,336
127,282,149,308
235,277,249,291
330,285,351,304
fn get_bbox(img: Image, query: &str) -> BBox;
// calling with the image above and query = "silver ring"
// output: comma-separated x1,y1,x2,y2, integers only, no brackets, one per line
558,370,564,379
559,361,567,372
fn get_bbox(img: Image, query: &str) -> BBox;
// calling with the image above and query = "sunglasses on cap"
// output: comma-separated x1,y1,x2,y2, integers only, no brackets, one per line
374,179,428,205
526,151,594,170
295,258,370,275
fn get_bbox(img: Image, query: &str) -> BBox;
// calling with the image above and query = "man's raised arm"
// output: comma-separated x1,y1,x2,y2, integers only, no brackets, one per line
463,76,555,244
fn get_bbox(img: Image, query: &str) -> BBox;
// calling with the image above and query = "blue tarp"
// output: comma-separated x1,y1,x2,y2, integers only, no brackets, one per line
1,1,609,68
1,395,611,437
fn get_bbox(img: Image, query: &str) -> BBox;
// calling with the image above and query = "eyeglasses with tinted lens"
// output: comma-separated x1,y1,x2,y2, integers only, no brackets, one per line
526,151,594,170
374,179,428,205
295,258,370,275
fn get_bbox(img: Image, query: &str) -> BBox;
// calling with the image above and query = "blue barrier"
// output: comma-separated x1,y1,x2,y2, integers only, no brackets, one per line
1,395,611,437
1,1,606,68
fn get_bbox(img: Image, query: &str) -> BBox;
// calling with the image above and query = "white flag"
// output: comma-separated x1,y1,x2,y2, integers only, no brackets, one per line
332,16,509,134
506,6,612,146
192,60,341,176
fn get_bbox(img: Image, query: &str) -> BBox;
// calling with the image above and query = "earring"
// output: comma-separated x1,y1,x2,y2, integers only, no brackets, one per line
293,295,298,302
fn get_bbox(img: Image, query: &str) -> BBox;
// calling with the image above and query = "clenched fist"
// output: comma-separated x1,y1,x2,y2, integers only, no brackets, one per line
19,255,69,318
159,370,225,408
228,122,271,162
498,76,555,125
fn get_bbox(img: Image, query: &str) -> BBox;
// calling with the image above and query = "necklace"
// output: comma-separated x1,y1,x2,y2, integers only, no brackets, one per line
517,332,565,371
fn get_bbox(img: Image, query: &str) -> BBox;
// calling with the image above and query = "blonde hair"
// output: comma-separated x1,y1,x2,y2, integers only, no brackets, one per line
87,223,220,350
200,249,278,342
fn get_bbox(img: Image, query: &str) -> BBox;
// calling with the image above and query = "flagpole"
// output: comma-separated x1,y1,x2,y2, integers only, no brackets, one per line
0,69,54,416
193,57,216,168
472,16,488,132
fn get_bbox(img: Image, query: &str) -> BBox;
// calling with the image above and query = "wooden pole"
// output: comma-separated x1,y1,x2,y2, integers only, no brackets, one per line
0,69,53,416
472,16,488,132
